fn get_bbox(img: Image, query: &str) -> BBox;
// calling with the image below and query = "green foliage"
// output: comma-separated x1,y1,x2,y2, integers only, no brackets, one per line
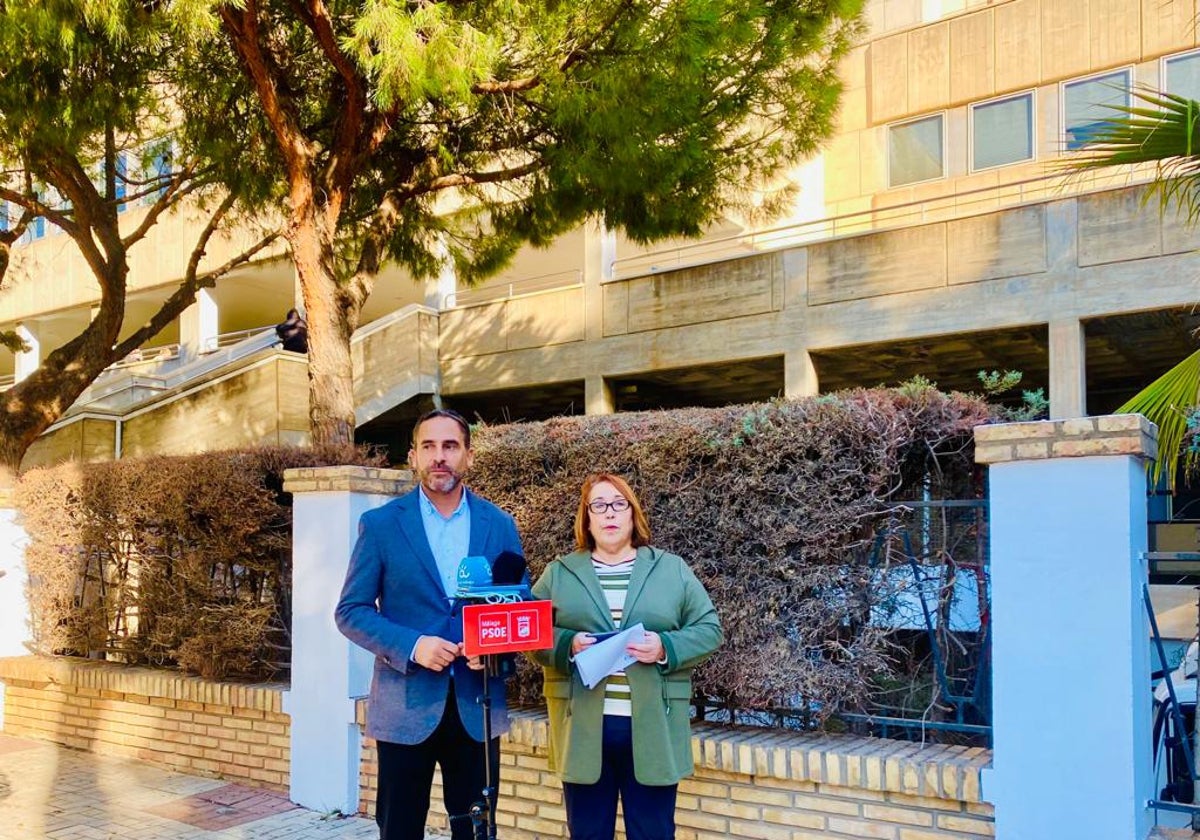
1065,86,1200,223
469,387,996,714
975,369,1048,422
181,0,866,281
0,329,26,354
1117,349,1200,490
1059,84,1200,488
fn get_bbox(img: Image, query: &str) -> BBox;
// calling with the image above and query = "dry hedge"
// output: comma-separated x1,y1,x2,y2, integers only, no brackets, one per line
15,385,994,710
16,444,383,680
469,385,996,718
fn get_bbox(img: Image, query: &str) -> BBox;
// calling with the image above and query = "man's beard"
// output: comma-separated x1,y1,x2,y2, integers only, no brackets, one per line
420,465,464,495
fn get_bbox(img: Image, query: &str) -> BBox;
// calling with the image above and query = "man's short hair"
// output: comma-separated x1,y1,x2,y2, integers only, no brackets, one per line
411,408,471,448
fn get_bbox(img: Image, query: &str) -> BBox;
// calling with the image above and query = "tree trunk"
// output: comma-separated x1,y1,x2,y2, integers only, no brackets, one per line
0,298,124,488
288,207,357,448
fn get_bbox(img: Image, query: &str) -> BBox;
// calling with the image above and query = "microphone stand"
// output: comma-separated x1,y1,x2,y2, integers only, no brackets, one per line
466,654,500,840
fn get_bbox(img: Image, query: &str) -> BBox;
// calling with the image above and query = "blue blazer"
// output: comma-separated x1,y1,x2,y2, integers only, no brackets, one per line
335,487,524,745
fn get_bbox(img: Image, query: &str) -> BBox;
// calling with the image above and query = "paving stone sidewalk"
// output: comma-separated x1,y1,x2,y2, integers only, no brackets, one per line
0,733,406,839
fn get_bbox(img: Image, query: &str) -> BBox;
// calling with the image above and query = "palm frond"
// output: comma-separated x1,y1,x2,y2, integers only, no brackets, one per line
1066,87,1200,223
1115,348,1200,490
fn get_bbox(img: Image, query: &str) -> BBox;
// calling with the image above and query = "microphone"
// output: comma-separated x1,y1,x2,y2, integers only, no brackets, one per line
454,552,532,603
491,550,527,586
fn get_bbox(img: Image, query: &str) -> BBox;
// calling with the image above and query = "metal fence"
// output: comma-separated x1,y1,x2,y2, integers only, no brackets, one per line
697,499,991,746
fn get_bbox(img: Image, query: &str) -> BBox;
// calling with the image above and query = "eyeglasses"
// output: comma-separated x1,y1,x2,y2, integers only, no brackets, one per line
588,498,631,515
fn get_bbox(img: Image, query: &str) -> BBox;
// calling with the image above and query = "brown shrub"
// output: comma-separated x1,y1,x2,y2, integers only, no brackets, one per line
16,444,383,680
468,386,996,718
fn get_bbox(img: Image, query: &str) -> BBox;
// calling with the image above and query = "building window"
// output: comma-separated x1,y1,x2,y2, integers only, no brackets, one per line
144,138,173,203
1063,69,1131,150
888,114,945,187
1165,50,1200,102
971,92,1034,171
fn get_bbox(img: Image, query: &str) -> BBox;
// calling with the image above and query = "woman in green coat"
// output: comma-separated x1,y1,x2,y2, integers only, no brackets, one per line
529,472,723,840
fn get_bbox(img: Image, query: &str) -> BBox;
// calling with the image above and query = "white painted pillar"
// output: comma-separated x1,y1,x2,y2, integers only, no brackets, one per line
0,491,30,661
583,221,617,341
976,415,1156,840
785,349,819,398
585,375,615,415
282,466,413,813
1048,318,1086,420
178,287,219,360
13,323,40,383
426,244,458,311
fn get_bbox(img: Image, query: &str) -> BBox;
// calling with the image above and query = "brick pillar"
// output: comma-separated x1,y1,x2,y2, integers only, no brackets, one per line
976,415,1156,840
282,466,414,813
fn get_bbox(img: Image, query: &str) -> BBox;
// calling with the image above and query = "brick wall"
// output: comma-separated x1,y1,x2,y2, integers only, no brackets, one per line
0,656,290,791
358,703,995,839
0,654,996,838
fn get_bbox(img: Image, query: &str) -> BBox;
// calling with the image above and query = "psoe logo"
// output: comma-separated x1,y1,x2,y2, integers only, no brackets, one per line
479,616,508,643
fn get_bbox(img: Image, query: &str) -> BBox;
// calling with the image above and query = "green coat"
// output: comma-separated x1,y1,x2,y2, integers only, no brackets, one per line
529,545,723,785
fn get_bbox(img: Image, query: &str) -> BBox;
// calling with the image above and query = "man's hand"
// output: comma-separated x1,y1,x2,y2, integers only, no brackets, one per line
626,630,665,664
414,635,461,671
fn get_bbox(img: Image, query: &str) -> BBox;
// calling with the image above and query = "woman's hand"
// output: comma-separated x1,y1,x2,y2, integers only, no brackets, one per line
626,630,665,664
571,632,597,656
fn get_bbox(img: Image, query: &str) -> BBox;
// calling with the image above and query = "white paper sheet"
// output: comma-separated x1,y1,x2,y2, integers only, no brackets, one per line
574,622,646,690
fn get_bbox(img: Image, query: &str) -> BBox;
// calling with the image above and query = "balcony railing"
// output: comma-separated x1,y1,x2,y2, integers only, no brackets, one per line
442,269,583,310
609,164,1156,279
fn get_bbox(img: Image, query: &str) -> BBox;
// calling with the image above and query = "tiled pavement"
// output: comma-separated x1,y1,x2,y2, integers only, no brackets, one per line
0,734,404,839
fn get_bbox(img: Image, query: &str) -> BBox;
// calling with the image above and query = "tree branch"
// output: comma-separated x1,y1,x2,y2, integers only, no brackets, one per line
114,225,280,357
471,77,540,94
121,160,206,247
219,0,312,180
397,160,542,200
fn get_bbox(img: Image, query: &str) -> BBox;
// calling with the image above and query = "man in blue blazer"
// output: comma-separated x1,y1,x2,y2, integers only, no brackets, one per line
336,409,524,840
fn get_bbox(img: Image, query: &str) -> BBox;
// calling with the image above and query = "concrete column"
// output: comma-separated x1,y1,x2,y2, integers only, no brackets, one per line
179,287,219,360
585,375,615,415
0,489,30,663
13,323,40,383
282,466,414,813
1048,318,1086,420
784,349,819,398
426,239,458,310
583,221,617,341
976,415,1156,840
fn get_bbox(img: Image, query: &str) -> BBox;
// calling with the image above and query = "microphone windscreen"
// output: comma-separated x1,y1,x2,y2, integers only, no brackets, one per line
491,550,527,585
457,555,493,588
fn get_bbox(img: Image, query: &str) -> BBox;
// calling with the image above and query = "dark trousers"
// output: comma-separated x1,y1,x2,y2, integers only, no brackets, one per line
375,684,500,840
562,715,678,840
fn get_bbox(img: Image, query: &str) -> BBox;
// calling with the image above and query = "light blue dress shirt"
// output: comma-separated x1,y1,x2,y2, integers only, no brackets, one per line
417,486,471,601
408,487,472,664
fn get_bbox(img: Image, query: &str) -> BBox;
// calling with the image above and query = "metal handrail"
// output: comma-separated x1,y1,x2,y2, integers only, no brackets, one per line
609,164,1157,279
214,325,275,349
107,344,181,371
442,269,583,310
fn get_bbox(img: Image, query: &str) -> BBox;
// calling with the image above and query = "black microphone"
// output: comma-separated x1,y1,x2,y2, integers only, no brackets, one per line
491,550,527,586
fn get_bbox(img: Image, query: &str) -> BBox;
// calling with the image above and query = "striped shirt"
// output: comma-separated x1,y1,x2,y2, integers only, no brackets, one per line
593,556,635,716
